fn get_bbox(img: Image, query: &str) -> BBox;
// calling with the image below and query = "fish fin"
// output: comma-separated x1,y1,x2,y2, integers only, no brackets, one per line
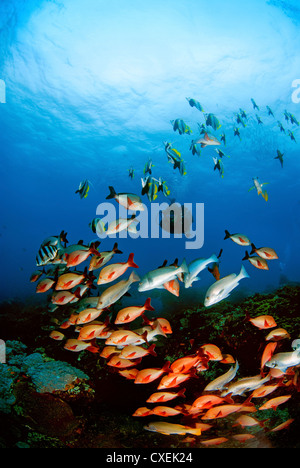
179,258,189,275
262,191,268,201
127,253,139,268
238,264,250,280
147,343,157,357
129,271,140,283
224,230,231,240
144,297,155,311
106,186,116,200
250,243,256,255
113,242,123,254
242,251,250,261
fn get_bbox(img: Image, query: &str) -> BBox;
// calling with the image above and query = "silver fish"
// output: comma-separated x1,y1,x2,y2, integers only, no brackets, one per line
97,271,140,309
204,361,239,392
204,265,249,307
138,259,188,292
184,254,218,288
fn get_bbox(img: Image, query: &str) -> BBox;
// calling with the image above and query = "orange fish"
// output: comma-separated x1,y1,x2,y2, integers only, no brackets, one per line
261,342,277,369
157,370,197,390
78,320,109,341
250,244,278,260
105,329,148,347
36,278,55,293
200,344,223,361
132,407,153,417
265,328,291,341
114,297,155,324
163,278,180,297
220,354,235,364
64,243,100,268
202,404,242,420
100,346,120,359
232,434,255,443
152,406,182,417
170,353,202,374
134,362,170,384
49,330,65,341
51,290,79,305
88,242,123,271
258,395,292,411
243,252,269,270
146,388,186,404
190,394,229,411
64,338,99,353
97,252,139,285
248,314,277,330
119,343,157,359
76,307,104,325
271,418,294,432
233,415,263,428
55,271,87,291
107,355,140,368
201,437,228,446
250,384,279,399
118,368,139,380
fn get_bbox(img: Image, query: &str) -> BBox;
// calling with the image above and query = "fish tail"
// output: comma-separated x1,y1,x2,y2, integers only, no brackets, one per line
179,258,189,275
129,270,140,283
127,253,139,268
224,230,231,240
239,264,250,279
262,190,268,202
144,297,155,311
147,343,157,357
113,242,123,254
242,251,250,261
106,186,116,200
250,243,256,255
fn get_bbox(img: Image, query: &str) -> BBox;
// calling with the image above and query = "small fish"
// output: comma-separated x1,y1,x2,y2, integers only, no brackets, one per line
141,176,159,202
75,179,90,199
256,114,263,124
100,345,120,359
107,355,139,369
289,113,299,126
261,342,277,369
271,418,294,432
132,407,153,417
277,121,285,133
239,109,248,120
97,252,139,285
201,437,228,446
64,243,100,268
105,214,138,236
76,307,104,325
171,118,192,135
250,244,278,260
275,150,284,168
143,158,154,176
114,297,155,324
119,343,157,360
118,368,139,380
248,314,277,330
284,110,290,122
204,265,249,307
249,177,269,201
189,141,202,157
157,370,196,390
151,406,182,417
184,254,218,289
236,113,246,128
220,133,226,145
215,148,230,159
55,270,90,291
36,278,55,293
250,384,279,399
266,106,275,117
205,113,221,131
201,344,223,361
88,243,123,271
288,130,296,142
212,157,224,178
49,330,65,341
202,404,242,420
224,230,251,246
30,269,45,282
89,218,106,235
78,320,109,341
265,328,290,341
194,133,221,148
36,244,58,267
64,338,99,353
190,395,228,412
186,97,204,112
134,362,171,384
207,249,223,281
146,388,186,404
105,329,148,347
233,127,241,140
106,186,144,211
170,352,203,374
251,98,260,110
258,395,292,411
144,421,201,436
138,258,188,292
243,251,269,270
128,167,135,179
97,271,140,309
204,361,239,392
156,177,171,198
232,434,255,443
51,290,80,305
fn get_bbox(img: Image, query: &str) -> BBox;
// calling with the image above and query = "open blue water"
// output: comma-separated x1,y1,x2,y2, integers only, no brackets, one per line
0,0,300,306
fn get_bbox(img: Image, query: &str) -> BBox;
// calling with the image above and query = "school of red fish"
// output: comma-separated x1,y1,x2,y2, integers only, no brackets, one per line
30,221,299,447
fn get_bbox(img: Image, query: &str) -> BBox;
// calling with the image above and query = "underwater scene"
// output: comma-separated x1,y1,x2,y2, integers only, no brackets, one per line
0,0,300,453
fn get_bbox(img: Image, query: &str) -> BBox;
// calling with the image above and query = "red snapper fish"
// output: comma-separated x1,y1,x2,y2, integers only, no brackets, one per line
97,253,139,285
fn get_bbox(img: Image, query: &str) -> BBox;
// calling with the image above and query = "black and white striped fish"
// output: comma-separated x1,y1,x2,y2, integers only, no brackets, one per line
36,244,58,266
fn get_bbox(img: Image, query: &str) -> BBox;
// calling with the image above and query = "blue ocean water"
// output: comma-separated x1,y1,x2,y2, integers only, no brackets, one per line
0,0,300,308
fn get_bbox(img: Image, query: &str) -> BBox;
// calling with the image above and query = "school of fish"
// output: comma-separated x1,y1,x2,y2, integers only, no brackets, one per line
31,96,299,447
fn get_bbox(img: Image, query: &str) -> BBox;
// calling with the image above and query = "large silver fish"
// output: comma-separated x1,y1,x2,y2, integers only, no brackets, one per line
204,361,239,392
265,347,300,373
184,254,218,288
97,271,140,309
138,259,188,292
204,265,249,307
221,374,270,397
